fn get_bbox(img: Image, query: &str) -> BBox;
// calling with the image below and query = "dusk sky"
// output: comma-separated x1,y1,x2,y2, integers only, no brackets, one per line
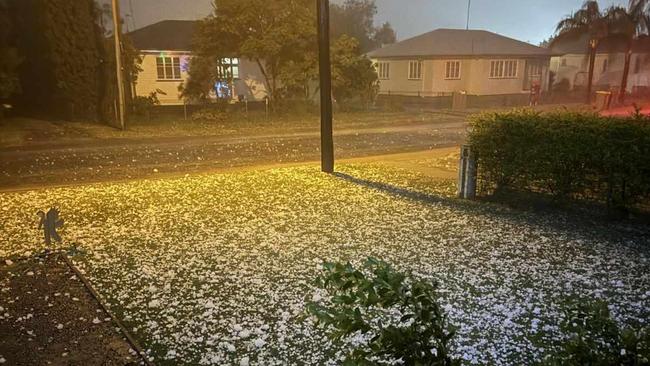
121,0,628,45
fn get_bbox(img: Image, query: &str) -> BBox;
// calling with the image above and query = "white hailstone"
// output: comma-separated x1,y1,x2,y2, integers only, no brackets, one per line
56,324,64,330
239,329,251,339
239,357,250,366
621,349,627,356
0,356,5,364
153,169,159,173
254,338,266,348
204,300,215,309
92,317,102,324
311,293,322,302
224,343,236,353
148,299,161,308
72,298,79,302
0,307,3,312
26,271,34,276
4,260,12,266
166,350,177,359
233,324,243,332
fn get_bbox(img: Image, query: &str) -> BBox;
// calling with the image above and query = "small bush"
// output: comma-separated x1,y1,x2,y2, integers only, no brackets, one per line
306,258,460,366
469,109,650,214
190,109,229,123
545,300,650,365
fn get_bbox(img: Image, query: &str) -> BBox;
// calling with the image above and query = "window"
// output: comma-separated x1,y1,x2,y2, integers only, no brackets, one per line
602,59,608,74
377,62,390,79
408,60,422,80
156,56,181,80
561,58,567,67
490,60,518,78
217,58,240,80
445,61,461,79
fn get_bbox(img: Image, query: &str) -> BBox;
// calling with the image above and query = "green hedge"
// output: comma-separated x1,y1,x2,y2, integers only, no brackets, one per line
469,109,650,213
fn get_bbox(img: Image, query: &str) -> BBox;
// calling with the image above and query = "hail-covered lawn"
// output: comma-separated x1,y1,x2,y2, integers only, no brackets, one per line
0,164,648,365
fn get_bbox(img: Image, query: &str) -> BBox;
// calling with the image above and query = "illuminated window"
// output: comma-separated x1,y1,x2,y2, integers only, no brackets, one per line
156,56,181,80
377,62,390,79
408,60,422,80
445,61,461,80
217,58,240,80
490,60,518,78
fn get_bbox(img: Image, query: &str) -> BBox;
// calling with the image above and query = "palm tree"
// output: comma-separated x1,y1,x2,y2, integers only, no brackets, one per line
555,1,610,104
611,0,650,103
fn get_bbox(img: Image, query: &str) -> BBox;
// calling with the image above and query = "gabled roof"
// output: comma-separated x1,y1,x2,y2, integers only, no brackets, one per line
127,20,198,51
367,29,550,58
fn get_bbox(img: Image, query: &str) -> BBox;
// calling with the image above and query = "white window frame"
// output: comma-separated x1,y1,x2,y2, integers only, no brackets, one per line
445,60,461,80
408,60,423,80
377,62,390,80
490,60,518,79
156,56,182,80
217,58,240,80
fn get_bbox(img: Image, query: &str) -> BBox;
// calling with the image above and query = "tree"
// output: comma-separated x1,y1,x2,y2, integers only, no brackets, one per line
555,1,611,104
9,0,107,120
330,0,396,53
185,0,317,106
608,0,650,104
331,35,379,109
0,0,21,102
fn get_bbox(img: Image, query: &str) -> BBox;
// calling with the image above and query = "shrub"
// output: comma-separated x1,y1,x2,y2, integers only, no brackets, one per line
306,257,460,366
469,109,650,214
131,91,162,117
544,300,650,365
190,108,229,123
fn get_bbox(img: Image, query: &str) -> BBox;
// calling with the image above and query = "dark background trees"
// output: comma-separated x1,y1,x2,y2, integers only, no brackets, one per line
184,0,393,111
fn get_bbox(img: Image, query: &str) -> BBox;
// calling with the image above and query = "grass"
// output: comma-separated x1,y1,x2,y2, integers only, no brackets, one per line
0,163,648,365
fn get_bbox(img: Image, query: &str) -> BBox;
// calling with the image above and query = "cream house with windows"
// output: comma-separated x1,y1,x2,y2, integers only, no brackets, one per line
128,20,268,106
368,29,551,108
550,34,650,94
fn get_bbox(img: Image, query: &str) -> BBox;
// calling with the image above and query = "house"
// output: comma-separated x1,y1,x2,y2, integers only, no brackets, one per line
367,29,552,108
550,34,650,95
127,20,268,106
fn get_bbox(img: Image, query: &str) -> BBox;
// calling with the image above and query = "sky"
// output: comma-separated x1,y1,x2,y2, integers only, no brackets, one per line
119,0,628,45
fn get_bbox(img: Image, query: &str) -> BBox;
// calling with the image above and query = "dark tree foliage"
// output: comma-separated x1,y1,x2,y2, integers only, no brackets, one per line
9,0,107,120
184,0,380,110
330,0,396,52
0,0,22,102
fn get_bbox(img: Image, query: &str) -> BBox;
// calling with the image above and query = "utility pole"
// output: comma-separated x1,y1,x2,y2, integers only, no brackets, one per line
466,0,472,30
112,0,126,130
317,0,334,173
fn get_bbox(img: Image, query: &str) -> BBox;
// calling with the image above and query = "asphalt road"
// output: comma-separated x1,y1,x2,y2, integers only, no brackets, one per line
0,121,468,190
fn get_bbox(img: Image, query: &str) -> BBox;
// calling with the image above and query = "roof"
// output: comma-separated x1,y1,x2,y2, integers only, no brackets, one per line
551,33,650,55
367,29,550,58
127,20,198,51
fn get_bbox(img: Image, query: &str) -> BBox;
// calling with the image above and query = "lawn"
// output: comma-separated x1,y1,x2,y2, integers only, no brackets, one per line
0,163,648,365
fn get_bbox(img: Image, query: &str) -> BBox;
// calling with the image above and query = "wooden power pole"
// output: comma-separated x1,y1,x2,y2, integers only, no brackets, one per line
317,0,334,173
112,0,126,130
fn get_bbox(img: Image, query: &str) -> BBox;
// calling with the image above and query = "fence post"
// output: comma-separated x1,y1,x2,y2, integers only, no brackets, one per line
458,145,477,199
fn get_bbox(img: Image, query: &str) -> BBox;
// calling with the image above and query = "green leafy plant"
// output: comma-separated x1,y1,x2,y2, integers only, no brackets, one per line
544,300,650,365
306,257,460,366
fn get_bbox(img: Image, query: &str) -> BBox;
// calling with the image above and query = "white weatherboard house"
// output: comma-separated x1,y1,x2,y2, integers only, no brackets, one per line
550,34,650,94
367,29,552,108
127,20,268,106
